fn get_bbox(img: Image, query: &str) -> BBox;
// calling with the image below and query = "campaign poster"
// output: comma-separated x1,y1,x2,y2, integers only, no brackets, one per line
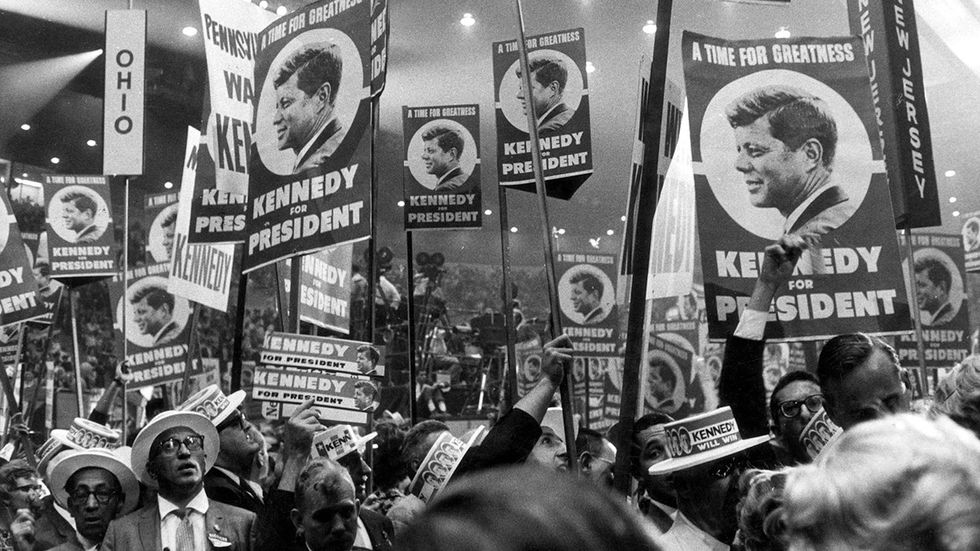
279,246,354,333
197,0,276,195
251,365,362,409
492,28,593,199
683,32,912,341
245,0,385,272
556,251,618,355
962,211,980,273
259,400,370,425
402,105,482,230
109,262,198,388
43,175,118,278
0,194,46,327
170,127,239,312
260,331,385,378
642,333,697,419
0,325,20,368
515,336,543,398
896,233,971,367
143,192,179,264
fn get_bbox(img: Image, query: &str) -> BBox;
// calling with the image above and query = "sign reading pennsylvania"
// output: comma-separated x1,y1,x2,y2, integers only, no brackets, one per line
261,331,384,377
110,262,196,387
43,175,118,278
896,233,971,367
245,0,384,272
402,105,482,230
251,365,361,409
682,32,911,341
492,28,592,199
0,190,45,326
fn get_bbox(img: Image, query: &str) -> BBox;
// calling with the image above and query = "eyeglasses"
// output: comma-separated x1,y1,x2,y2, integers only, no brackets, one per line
69,488,118,504
778,394,824,418
157,434,205,455
579,451,614,472
217,411,248,433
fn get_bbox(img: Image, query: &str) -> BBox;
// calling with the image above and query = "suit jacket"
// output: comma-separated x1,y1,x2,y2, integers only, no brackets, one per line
582,306,605,324
538,102,575,135
254,490,391,551
205,468,264,513
357,508,393,551
433,167,474,194
152,319,182,346
46,532,85,551
787,185,855,239
36,499,74,550
927,301,956,326
102,499,256,551
75,224,103,243
294,118,346,173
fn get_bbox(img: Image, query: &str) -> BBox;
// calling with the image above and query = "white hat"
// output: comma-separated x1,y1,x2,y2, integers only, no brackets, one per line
178,385,246,428
408,431,472,504
799,407,843,461
37,418,122,476
311,425,377,461
648,407,771,475
540,407,580,442
131,411,220,488
48,447,140,516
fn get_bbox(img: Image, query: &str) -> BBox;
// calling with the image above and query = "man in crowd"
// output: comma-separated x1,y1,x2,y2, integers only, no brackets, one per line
272,43,346,173
179,385,264,511
575,428,616,487
59,192,102,244
46,447,139,551
914,256,956,326
102,410,255,550
516,56,576,135
0,461,43,551
353,381,379,412
726,85,855,247
130,285,181,346
568,271,604,324
420,126,472,193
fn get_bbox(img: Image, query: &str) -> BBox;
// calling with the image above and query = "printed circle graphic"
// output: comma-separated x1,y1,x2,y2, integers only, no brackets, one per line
700,69,873,239
406,119,478,191
47,186,110,243
498,49,584,133
254,29,366,176
0,197,10,254
147,204,179,263
904,247,965,327
643,349,686,415
558,264,614,325
962,216,980,253
116,276,191,348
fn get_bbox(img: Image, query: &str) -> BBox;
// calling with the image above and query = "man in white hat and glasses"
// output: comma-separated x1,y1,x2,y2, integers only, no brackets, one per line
179,385,264,511
649,407,774,550
46,447,139,551
102,410,256,551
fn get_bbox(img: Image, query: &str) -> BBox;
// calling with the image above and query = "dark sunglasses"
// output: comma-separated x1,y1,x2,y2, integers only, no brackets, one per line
778,394,824,419
157,434,205,455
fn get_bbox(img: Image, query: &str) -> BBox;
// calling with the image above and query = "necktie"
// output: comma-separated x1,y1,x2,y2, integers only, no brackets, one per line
174,508,195,551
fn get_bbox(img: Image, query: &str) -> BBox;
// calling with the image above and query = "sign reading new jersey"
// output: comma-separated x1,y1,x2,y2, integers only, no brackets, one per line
261,331,384,377
0,190,45,327
402,105,481,229
104,10,145,176
896,233,971,367
492,28,593,199
245,0,385,272
43,175,118,278
683,32,911,341
556,250,618,355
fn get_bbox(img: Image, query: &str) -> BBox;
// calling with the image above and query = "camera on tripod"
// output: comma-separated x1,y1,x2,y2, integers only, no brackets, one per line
414,251,445,281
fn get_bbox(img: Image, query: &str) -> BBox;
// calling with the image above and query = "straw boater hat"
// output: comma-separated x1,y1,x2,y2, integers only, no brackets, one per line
178,384,246,428
648,407,771,475
36,418,122,476
48,447,140,515
407,426,486,505
131,410,220,488
311,425,378,461
540,407,581,441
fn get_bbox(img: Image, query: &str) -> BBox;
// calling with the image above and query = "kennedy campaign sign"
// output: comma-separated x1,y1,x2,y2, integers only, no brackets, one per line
0,192,45,327
683,32,911,341
43,175,118,278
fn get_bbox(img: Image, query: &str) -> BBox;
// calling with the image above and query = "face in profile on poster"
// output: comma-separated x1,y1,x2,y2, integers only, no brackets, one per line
558,264,614,325
117,276,191,347
47,186,110,244
644,350,686,414
406,120,478,194
500,50,584,136
963,217,980,253
254,34,363,176
147,204,178,262
910,248,964,327
701,77,871,242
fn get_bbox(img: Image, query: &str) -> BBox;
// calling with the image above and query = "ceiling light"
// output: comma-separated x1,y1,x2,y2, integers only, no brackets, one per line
949,197,957,203
945,170,956,177
952,211,961,217
484,209,492,216
259,0,269,7
86,139,97,147
276,6,288,15
775,27,791,39
460,13,475,26
20,124,30,131
397,200,405,207
642,20,656,34
50,157,60,164
558,228,566,235
21,173,28,178
182,26,198,37
586,61,596,73
510,226,518,233
606,229,614,236
164,181,174,189
620,215,627,222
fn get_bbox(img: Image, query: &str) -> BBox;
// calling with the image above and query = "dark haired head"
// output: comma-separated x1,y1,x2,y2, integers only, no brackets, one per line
421,126,464,158
273,44,342,105
769,370,821,430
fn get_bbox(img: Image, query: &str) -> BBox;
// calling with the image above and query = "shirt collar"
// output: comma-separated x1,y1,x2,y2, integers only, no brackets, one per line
213,465,264,500
158,488,210,519
293,117,337,172
536,102,561,125
783,184,833,234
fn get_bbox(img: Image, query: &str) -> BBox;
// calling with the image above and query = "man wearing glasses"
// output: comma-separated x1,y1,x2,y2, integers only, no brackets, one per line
46,447,139,551
179,386,264,511
102,410,256,551
0,460,43,551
